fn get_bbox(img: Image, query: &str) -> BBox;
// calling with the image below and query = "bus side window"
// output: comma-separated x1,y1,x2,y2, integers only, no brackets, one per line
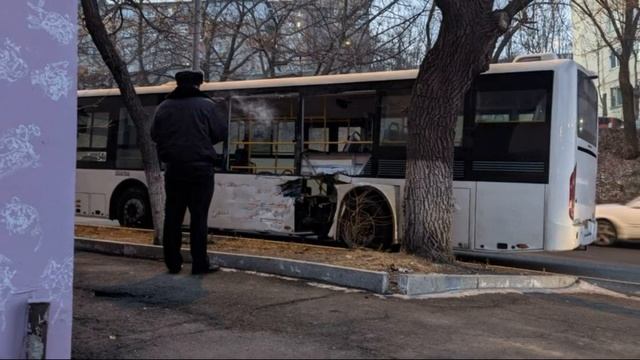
577,71,598,146
229,95,297,175
380,95,408,146
304,93,375,153
77,110,109,163
116,107,155,170
475,89,547,123
380,94,464,147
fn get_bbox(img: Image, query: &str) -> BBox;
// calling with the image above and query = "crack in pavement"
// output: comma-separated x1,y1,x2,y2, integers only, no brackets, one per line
251,293,338,314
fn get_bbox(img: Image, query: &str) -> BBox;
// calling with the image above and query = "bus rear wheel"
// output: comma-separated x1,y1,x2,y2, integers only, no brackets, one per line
338,188,393,250
116,187,152,229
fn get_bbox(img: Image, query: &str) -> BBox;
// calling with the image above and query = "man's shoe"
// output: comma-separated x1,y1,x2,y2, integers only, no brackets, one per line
191,263,220,275
168,265,182,274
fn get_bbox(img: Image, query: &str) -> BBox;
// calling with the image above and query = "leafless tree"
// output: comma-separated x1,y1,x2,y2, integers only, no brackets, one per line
573,0,640,159
200,0,264,81
493,0,572,62
78,0,435,84
290,0,426,75
78,0,193,89
81,0,166,245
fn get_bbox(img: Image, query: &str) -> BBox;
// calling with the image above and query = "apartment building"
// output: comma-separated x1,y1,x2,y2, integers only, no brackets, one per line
572,3,640,128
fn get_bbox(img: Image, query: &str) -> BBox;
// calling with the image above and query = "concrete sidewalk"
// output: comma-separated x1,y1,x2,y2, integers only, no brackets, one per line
72,252,640,359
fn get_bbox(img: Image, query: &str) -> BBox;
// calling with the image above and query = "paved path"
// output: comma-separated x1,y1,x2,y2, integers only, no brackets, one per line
73,252,640,359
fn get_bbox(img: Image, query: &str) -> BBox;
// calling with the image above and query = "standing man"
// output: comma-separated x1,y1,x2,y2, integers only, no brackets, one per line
151,70,227,275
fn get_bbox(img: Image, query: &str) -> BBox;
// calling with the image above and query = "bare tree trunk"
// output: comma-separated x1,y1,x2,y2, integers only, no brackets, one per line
136,5,150,86
81,0,165,245
425,1,438,50
619,55,640,158
634,50,639,126
596,44,608,116
404,0,532,263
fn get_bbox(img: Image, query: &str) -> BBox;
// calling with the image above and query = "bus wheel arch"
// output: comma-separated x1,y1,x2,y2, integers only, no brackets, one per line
337,186,395,250
110,180,152,229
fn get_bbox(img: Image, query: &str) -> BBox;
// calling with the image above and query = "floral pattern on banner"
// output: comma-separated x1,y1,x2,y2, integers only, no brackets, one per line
27,0,74,45
31,61,71,101
41,257,73,323
0,124,41,180
0,39,28,83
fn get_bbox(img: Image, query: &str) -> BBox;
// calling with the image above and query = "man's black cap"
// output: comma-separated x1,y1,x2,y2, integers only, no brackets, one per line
175,70,204,87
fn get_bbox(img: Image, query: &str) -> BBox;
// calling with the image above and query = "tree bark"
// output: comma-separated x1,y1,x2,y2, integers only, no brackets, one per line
81,0,165,245
618,55,640,158
404,0,531,263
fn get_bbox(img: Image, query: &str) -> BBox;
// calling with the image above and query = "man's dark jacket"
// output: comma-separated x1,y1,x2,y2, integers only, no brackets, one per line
151,86,227,165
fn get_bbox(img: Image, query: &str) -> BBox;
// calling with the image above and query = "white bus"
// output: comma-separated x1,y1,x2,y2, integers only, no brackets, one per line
76,55,598,252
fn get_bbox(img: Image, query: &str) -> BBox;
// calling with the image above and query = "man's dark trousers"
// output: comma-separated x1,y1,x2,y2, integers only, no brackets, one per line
163,163,214,273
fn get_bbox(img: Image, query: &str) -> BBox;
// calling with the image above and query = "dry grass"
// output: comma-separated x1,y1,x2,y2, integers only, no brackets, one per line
75,224,532,275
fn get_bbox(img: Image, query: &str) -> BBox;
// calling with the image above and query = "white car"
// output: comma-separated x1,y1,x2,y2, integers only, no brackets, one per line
595,196,640,246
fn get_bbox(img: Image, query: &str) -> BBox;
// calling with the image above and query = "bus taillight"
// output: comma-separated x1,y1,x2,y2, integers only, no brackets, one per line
569,165,577,220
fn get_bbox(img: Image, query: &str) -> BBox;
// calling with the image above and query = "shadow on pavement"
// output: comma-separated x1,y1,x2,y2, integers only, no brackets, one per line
91,273,208,308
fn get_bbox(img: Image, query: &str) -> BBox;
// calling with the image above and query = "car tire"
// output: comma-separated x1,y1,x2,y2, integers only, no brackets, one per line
595,219,617,246
116,187,152,229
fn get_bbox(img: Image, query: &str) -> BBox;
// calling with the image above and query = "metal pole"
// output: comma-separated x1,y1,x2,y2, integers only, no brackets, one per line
192,0,201,71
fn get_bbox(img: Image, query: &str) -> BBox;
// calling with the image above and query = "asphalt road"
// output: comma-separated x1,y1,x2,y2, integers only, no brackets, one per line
72,251,640,359
456,243,640,296
547,242,640,267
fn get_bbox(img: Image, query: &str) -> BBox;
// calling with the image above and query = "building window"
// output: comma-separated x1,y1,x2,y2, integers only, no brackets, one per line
611,87,623,108
610,50,620,68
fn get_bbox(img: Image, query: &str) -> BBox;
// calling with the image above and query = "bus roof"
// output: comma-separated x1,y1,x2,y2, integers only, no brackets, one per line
78,59,579,98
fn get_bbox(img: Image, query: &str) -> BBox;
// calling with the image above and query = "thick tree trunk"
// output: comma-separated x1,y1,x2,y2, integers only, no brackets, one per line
618,57,640,159
404,0,518,263
81,0,165,245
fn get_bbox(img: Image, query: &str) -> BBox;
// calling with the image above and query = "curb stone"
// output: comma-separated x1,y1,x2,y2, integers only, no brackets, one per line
398,273,578,296
75,237,577,296
75,237,389,294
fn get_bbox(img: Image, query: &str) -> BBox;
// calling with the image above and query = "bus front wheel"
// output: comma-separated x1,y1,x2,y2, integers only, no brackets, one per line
337,188,393,250
116,187,152,229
